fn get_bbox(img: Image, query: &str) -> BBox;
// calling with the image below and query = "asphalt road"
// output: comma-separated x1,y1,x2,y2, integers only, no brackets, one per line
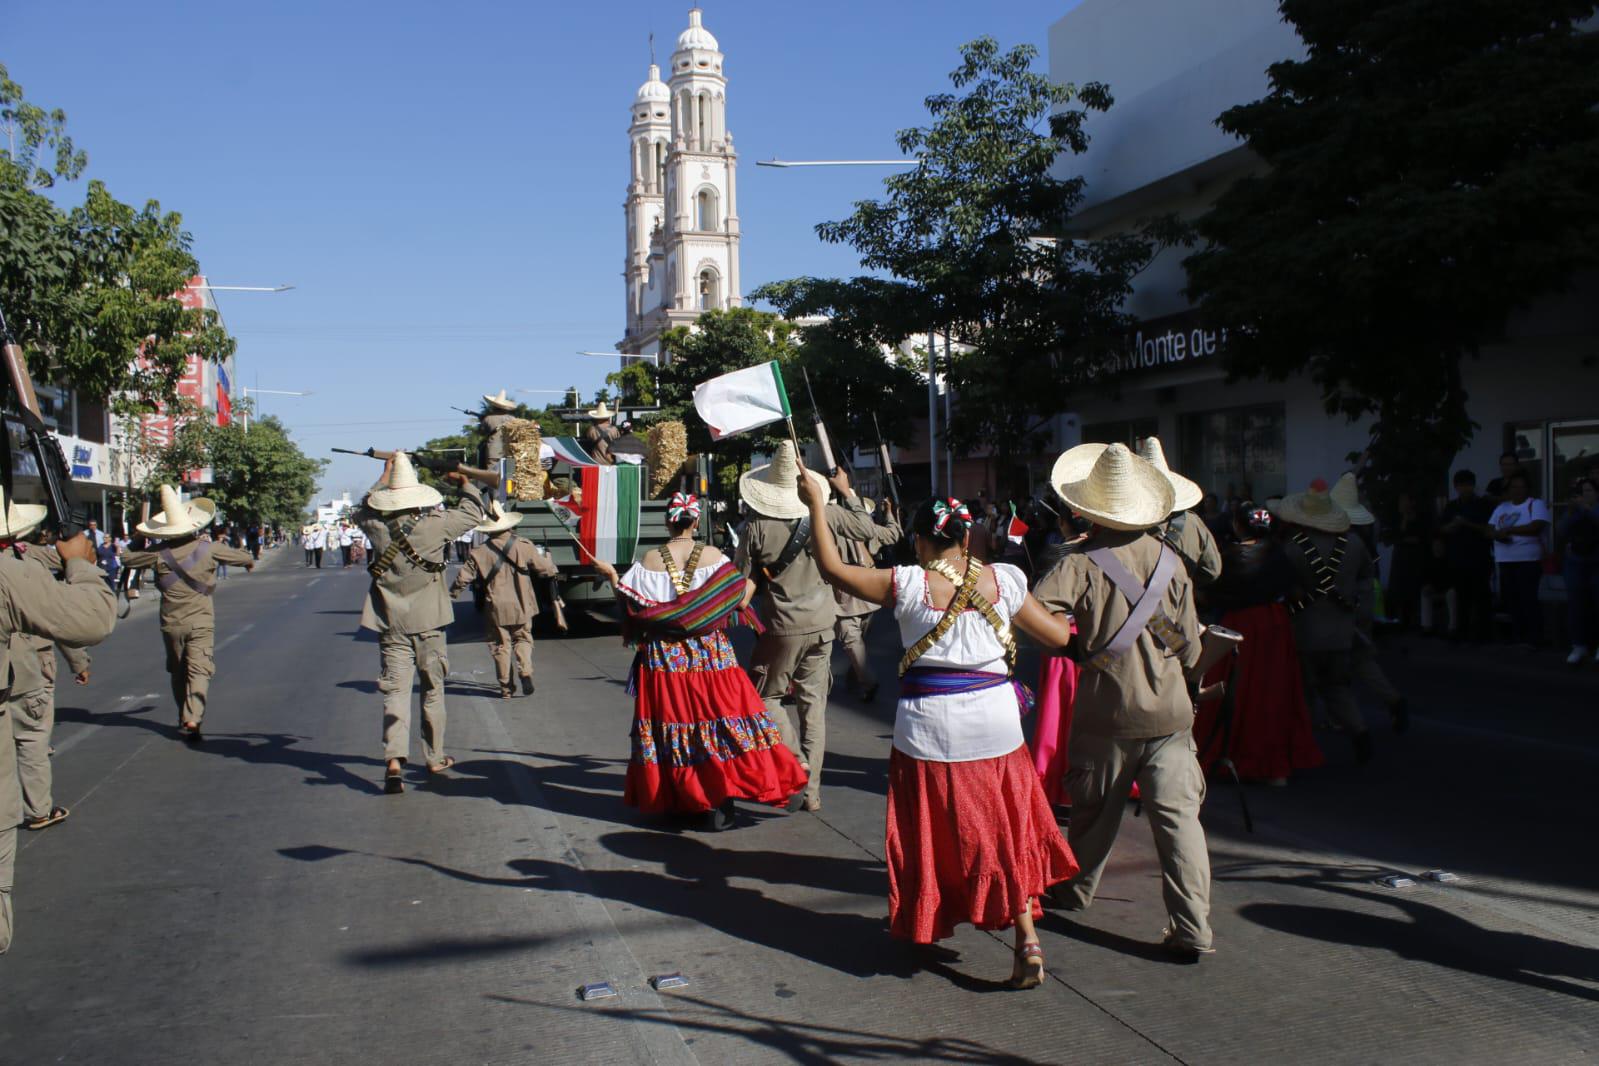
1,545,1595,1064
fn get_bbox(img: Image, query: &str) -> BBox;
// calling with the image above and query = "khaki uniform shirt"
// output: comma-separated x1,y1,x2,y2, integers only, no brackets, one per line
1281,528,1373,653
123,538,256,633
356,483,485,634
0,554,115,700
835,511,903,618
736,497,879,636
450,532,558,629
1166,513,1222,586
481,412,514,463
583,422,621,465
1034,528,1203,740
9,548,91,695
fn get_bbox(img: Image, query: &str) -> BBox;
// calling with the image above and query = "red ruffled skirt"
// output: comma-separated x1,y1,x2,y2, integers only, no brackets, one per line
1029,654,1078,806
625,630,808,813
1195,603,1323,780
886,744,1079,943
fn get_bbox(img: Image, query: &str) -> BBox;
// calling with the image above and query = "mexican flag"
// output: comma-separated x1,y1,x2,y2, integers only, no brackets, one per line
1006,504,1029,545
548,463,642,565
693,360,791,440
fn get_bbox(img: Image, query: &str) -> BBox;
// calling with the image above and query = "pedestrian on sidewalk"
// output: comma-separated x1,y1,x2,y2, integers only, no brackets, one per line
1559,476,1599,665
1331,472,1409,733
734,441,879,813
800,474,1078,987
590,492,807,831
1490,471,1550,647
355,451,484,794
450,500,558,699
121,485,257,744
1438,470,1495,641
1034,443,1214,962
0,494,116,955
833,496,902,703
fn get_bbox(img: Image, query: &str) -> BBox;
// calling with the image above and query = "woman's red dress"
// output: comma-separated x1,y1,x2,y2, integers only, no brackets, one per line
1195,602,1323,780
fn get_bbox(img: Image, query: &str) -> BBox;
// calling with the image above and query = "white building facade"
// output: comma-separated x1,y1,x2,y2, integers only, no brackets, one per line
620,8,742,364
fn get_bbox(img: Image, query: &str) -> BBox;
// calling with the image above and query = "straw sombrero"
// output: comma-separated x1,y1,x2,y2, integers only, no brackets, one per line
1328,472,1374,526
1050,443,1175,532
366,451,444,512
136,484,217,539
1137,436,1203,513
740,440,828,521
586,401,616,421
1270,478,1351,534
482,389,517,413
476,499,520,536
0,486,48,542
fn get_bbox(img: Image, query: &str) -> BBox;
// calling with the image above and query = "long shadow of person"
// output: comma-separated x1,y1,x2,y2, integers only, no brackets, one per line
599,831,885,898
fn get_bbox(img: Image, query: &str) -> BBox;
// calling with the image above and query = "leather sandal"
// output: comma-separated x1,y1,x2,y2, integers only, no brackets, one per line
1009,942,1045,989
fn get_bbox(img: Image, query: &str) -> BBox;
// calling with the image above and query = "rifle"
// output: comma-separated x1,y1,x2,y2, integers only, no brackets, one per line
332,447,502,489
451,406,482,419
800,367,838,476
871,412,902,516
0,302,87,537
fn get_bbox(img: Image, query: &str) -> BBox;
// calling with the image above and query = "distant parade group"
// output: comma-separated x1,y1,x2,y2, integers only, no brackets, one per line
1,377,1402,989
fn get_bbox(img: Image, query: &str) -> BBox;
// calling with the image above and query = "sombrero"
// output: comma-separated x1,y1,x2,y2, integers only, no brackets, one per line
1328,472,1375,526
0,486,48,542
1270,478,1351,533
482,389,517,412
137,484,217,539
1137,436,1203,513
740,440,828,521
476,499,521,536
366,451,444,512
1050,443,1175,532
586,401,616,421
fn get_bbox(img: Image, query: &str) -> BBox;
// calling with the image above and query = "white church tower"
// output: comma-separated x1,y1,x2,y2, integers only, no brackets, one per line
621,8,741,364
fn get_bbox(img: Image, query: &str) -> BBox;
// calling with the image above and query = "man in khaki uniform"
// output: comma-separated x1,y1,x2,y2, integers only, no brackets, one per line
833,497,902,702
1138,437,1221,586
355,451,484,793
121,485,255,744
0,491,116,955
449,500,558,698
734,441,878,811
1033,443,1213,960
477,389,518,465
582,402,623,466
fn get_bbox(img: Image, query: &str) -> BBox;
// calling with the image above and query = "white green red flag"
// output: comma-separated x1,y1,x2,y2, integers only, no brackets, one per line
545,437,642,564
692,360,792,440
1007,504,1028,545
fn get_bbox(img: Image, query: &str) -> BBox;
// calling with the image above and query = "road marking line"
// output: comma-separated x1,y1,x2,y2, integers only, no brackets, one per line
218,622,256,651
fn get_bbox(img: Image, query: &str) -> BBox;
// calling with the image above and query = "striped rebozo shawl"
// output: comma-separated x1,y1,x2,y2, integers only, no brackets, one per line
618,560,763,642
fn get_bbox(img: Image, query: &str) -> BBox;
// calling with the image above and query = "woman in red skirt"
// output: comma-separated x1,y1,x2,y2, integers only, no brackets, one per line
592,493,807,830
799,473,1078,989
1195,504,1322,783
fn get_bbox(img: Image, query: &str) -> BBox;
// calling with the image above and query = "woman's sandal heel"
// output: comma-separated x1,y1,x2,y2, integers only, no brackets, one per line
1009,942,1045,990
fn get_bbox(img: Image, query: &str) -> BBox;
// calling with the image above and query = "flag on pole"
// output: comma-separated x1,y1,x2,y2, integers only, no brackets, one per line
692,361,792,440
1006,503,1029,546
549,464,642,565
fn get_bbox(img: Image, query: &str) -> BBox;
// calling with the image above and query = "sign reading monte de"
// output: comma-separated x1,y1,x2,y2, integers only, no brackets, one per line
1099,310,1228,377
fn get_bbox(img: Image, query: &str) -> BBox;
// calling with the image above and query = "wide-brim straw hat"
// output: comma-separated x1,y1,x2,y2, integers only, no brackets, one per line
1137,436,1203,513
0,486,48,542
476,499,520,535
1271,479,1351,533
367,451,444,512
482,389,517,412
137,483,217,539
740,440,828,521
586,401,616,421
1050,443,1175,532
1328,472,1375,526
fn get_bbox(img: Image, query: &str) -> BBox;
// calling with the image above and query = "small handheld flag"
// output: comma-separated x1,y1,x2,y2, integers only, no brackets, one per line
693,361,792,440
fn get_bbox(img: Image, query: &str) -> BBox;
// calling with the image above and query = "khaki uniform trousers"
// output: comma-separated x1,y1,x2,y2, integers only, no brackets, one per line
489,622,534,688
1,705,19,953
1301,649,1365,733
1061,728,1213,951
162,625,215,728
835,613,876,694
10,688,55,821
750,630,831,802
380,629,449,766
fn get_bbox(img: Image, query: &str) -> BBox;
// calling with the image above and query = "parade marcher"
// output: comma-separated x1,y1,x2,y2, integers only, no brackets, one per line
1194,504,1322,783
1331,472,1409,733
311,523,327,569
121,485,256,744
1138,437,1222,587
833,497,902,702
590,492,807,830
1028,493,1089,807
1033,443,1214,961
449,500,558,698
734,441,879,812
800,475,1078,987
1272,479,1377,763
582,401,623,466
0,494,117,955
339,522,355,568
477,388,518,465
302,524,315,567
355,451,484,794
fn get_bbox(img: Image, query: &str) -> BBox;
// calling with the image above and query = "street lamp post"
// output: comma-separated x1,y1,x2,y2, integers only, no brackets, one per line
238,385,312,432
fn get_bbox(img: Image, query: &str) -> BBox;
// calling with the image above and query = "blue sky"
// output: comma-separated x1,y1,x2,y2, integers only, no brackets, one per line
8,0,1075,500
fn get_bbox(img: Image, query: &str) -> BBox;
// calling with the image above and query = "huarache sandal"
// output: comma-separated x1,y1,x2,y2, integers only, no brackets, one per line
24,806,70,831
1008,942,1045,989
427,756,456,775
520,675,535,696
384,769,405,794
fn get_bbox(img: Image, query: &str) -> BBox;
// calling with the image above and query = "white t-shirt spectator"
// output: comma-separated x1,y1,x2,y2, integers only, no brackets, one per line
340,526,354,547
1490,497,1549,563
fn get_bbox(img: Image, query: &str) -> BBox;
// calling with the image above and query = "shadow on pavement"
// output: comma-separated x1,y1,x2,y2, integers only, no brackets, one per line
599,831,884,899
816,750,889,799
343,932,551,968
1036,911,1175,964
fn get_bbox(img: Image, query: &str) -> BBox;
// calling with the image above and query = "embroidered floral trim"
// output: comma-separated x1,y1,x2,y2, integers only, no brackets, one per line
644,631,741,673
631,711,786,767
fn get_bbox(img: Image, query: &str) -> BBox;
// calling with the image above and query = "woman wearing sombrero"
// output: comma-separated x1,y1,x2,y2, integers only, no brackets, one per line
122,485,257,744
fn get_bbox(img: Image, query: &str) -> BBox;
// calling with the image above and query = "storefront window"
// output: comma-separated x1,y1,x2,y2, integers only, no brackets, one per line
1179,403,1286,502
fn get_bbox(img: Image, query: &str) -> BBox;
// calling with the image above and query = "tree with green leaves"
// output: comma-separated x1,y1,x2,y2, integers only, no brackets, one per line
142,404,326,530
756,38,1173,495
1,63,233,414
1184,0,1599,505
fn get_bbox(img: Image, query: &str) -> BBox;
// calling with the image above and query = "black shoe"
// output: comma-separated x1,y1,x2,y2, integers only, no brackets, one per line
705,799,736,831
384,767,405,794
521,675,535,696
1352,731,1375,765
861,682,879,704
1389,697,1410,735
182,726,203,746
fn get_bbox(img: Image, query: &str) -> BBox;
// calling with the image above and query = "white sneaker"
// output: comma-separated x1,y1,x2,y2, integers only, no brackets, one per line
1568,646,1590,666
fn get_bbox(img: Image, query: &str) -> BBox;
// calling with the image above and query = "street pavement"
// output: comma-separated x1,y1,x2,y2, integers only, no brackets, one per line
1,544,1596,1064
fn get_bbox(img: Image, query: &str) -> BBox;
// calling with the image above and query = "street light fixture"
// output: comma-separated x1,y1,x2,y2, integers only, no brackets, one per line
196,284,296,293
757,159,920,168
237,385,311,431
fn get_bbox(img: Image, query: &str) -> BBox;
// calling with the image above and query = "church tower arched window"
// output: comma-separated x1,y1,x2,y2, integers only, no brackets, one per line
698,268,721,311
696,187,719,232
